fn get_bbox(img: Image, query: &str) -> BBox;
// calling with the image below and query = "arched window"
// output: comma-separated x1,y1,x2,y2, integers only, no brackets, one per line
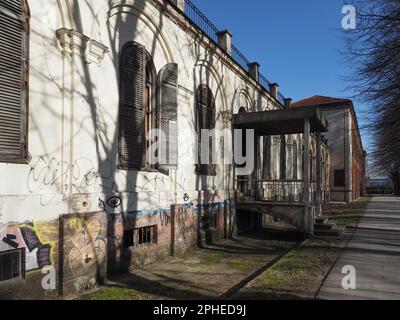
119,42,156,170
144,53,157,168
237,107,247,169
0,0,30,163
119,41,178,171
195,85,216,176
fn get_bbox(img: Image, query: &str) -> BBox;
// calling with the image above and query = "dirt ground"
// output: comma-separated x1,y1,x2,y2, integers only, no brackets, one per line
80,231,300,300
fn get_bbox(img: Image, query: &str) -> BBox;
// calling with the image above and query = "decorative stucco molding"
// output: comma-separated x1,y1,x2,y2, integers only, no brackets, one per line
178,85,194,100
56,28,109,64
221,111,232,124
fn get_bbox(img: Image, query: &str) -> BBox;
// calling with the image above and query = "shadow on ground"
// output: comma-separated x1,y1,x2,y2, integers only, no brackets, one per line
80,230,301,300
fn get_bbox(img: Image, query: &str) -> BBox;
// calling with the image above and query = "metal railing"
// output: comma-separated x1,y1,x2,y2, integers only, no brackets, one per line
236,179,319,204
236,179,303,203
184,0,219,43
259,73,272,91
231,44,251,73
182,0,287,106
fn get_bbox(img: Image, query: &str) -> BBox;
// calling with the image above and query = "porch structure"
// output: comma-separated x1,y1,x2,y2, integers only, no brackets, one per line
233,105,329,235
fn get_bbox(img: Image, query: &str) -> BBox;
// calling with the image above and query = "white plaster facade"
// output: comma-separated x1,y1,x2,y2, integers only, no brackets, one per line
0,0,289,225
0,1,335,297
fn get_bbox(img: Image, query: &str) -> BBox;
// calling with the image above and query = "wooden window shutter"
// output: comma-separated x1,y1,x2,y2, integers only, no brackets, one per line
195,85,216,176
119,42,146,169
157,63,178,170
0,1,29,163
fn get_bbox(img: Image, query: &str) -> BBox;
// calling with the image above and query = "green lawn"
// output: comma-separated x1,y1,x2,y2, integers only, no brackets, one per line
235,198,372,299
82,286,156,301
235,239,344,299
333,197,371,228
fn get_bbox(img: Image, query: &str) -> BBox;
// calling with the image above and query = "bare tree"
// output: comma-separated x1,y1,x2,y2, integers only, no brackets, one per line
345,0,400,194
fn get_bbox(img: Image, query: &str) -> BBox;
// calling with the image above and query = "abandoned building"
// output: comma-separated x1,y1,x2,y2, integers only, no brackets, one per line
293,96,367,203
0,0,364,299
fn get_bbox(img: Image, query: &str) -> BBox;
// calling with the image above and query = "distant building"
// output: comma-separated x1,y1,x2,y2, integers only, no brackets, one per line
293,96,367,203
368,178,390,186
367,177,392,195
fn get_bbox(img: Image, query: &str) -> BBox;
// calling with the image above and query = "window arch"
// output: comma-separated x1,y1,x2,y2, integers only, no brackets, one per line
0,0,30,163
237,107,247,169
119,41,178,171
144,52,157,168
195,85,216,176
238,106,247,113
119,42,156,170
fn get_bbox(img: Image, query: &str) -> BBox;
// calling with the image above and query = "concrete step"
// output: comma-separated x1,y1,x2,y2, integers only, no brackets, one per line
313,228,342,238
315,217,328,224
314,223,336,231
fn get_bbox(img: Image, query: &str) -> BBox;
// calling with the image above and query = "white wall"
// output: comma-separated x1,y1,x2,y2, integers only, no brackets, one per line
0,0,287,225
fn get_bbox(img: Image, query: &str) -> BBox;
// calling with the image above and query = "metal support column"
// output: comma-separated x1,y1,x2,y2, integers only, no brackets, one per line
316,132,322,217
303,118,312,234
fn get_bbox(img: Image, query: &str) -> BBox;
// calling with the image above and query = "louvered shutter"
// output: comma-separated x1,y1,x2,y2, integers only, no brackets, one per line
119,42,146,169
195,86,216,176
0,1,28,162
158,63,178,170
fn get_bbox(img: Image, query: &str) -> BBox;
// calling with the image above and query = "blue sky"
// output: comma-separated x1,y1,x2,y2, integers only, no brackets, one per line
191,0,372,153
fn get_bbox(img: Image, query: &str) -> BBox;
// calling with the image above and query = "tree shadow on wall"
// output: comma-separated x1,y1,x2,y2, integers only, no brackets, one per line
69,0,166,282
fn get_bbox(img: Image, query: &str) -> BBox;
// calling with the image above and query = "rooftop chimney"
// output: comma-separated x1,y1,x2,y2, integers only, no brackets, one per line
171,0,185,12
216,30,232,55
284,98,293,109
268,83,279,100
248,62,260,82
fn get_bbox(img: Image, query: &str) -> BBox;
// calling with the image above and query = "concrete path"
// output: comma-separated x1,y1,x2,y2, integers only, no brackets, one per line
318,196,400,300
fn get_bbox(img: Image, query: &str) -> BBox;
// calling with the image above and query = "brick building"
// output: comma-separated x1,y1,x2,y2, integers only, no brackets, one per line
293,96,367,203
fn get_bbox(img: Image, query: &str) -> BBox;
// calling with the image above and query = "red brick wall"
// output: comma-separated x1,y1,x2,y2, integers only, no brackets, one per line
351,113,366,200
108,205,199,272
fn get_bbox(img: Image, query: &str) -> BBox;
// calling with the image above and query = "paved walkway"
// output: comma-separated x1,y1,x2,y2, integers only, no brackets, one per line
318,196,400,300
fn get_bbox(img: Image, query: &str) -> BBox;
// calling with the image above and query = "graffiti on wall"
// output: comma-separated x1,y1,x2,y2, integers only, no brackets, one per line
106,196,122,208
74,277,97,294
66,217,106,276
0,222,54,271
160,211,171,227
25,157,190,207
26,157,120,205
